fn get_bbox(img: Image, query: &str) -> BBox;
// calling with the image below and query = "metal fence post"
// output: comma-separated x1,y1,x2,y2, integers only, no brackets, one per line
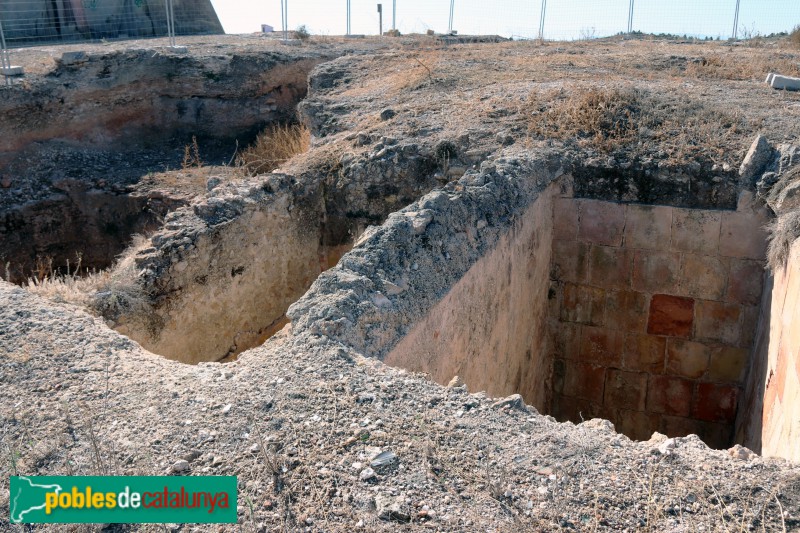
627,0,635,33
392,0,396,30
732,0,741,39
538,0,547,40
346,0,351,35
448,0,455,34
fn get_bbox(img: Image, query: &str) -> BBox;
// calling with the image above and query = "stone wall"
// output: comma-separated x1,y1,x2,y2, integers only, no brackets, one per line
549,186,769,448
384,183,556,411
738,241,800,461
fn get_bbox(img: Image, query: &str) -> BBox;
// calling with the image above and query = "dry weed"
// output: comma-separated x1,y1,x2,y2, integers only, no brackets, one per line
237,123,311,175
791,26,800,49
767,211,800,270
527,85,748,164
26,235,151,319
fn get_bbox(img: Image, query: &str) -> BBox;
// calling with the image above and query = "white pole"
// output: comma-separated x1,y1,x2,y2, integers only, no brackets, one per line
627,0,634,33
392,0,396,30
448,0,454,34
346,0,351,35
538,0,546,40
732,0,741,39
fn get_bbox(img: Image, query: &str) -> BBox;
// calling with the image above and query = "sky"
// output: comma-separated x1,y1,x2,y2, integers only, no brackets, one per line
209,0,800,41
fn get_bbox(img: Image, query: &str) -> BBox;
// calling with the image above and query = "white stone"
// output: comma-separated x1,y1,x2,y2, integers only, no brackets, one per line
771,74,800,91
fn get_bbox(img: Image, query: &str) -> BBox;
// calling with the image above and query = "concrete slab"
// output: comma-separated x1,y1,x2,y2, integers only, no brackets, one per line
1,66,24,76
771,74,800,91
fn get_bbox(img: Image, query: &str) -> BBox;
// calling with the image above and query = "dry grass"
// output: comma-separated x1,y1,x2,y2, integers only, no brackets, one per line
526,85,749,163
767,211,800,270
26,235,151,319
790,26,800,49
237,123,311,175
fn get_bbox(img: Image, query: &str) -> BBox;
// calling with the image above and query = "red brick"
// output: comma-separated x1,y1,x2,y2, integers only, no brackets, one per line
726,259,765,306
660,415,706,439
666,339,710,379
605,290,648,332
708,346,749,383
563,362,606,403
604,369,648,411
560,283,605,326
624,204,673,250
695,300,742,344
632,250,682,294
647,294,694,338
693,383,739,423
579,326,624,367
553,198,579,240
719,211,768,260
616,409,661,441
550,321,582,360
671,208,721,256
623,333,666,373
679,253,728,300
551,240,589,283
578,199,625,246
647,375,694,416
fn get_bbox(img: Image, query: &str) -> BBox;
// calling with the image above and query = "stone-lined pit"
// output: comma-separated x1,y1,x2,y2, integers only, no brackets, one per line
383,165,771,450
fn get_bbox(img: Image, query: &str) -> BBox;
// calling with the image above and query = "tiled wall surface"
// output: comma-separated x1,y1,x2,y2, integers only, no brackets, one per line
549,192,769,448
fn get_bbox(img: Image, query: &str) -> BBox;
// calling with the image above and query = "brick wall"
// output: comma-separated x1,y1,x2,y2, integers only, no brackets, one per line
549,188,769,448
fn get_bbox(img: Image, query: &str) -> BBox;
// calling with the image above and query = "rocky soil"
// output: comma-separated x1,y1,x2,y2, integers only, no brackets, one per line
1,34,800,531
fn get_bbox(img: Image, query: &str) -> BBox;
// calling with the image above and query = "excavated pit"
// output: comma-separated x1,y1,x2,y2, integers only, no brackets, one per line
380,165,772,450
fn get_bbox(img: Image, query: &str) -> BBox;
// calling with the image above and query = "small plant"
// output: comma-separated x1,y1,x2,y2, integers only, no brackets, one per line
237,123,311,175
790,25,800,48
182,136,203,169
295,25,310,41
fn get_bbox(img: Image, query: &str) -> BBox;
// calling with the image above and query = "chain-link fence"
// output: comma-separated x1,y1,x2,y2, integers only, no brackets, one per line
0,0,221,49
241,0,800,42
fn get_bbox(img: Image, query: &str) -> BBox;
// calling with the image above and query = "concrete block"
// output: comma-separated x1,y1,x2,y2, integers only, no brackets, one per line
695,300,741,344
708,346,749,383
693,383,739,423
739,135,775,187
589,245,633,290
623,333,666,373
605,289,648,332
59,51,88,66
579,326,624,366
719,211,768,259
671,208,721,255
666,339,711,379
624,204,672,250
679,253,728,300
551,240,589,283
647,375,694,416
726,258,764,305
604,369,648,411
632,250,682,294
771,74,800,91
563,361,606,403
1,66,24,76
560,283,605,325
647,294,694,338
577,199,625,246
